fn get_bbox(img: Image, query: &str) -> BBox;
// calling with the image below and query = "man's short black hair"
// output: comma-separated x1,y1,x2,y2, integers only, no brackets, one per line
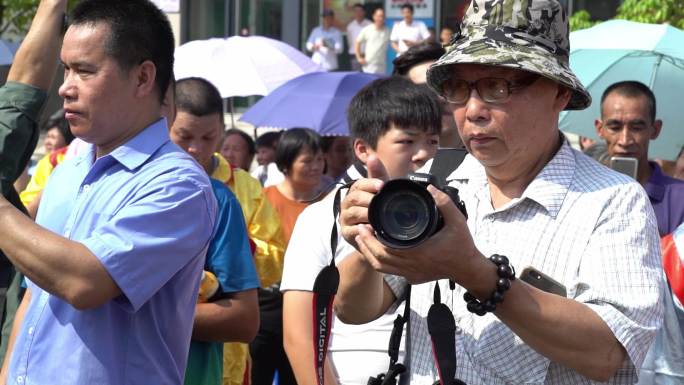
70,0,175,104
401,3,414,13
352,3,364,10
175,78,224,123
348,76,442,149
255,131,282,149
224,128,256,155
601,81,657,123
392,42,445,76
275,128,321,173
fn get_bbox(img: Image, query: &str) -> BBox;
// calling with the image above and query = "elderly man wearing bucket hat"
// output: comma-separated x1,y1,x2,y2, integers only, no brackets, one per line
334,1,663,384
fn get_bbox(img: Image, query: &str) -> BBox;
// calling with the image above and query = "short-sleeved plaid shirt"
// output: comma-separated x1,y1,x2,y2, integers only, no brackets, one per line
386,140,663,385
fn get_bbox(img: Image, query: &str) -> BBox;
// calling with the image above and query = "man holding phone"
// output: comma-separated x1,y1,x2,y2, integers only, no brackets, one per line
595,80,684,237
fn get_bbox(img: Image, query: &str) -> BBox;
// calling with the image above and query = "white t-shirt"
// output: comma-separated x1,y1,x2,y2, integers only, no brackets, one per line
306,26,344,71
251,162,284,187
356,24,390,74
346,18,371,54
390,19,430,55
281,182,405,385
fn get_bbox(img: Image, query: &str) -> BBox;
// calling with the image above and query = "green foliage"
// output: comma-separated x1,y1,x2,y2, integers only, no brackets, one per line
569,10,601,31
0,0,78,40
616,0,684,29
0,0,38,38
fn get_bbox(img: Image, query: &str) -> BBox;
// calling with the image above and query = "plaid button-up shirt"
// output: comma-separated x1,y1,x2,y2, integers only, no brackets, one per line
387,140,663,385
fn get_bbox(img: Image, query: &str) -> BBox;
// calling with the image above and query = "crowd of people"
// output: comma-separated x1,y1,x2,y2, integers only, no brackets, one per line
0,1,684,385
307,3,455,75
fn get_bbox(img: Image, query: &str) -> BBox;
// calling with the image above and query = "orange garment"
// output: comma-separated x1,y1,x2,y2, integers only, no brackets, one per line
263,185,310,245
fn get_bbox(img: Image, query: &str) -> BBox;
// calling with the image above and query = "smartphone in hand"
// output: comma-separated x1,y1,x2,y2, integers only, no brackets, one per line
609,156,638,179
520,267,567,297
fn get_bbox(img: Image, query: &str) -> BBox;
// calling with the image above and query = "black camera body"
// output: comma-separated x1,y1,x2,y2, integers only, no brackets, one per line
368,172,467,249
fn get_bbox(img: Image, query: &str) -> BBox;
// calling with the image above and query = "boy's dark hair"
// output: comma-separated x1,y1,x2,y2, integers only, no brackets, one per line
601,81,657,123
44,109,75,145
275,128,321,173
392,42,445,76
348,76,442,149
255,131,282,149
175,78,224,124
401,3,414,13
70,0,174,104
224,129,256,155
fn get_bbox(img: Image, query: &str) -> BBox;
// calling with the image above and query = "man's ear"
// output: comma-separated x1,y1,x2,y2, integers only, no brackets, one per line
651,119,663,140
554,85,572,112
353,138,372,164
594,119,605,139
134,60,157,98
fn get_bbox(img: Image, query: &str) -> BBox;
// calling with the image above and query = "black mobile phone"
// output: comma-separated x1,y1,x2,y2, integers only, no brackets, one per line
519,267,567,297
609,156,638,179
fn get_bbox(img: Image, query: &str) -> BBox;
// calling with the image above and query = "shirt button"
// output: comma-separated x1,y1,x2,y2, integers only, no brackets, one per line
82,184,90,192
28,327,34,335
16,375,24,383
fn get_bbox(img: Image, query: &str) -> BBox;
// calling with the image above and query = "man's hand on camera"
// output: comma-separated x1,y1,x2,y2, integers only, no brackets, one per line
354,184,481,285
339,155,387,247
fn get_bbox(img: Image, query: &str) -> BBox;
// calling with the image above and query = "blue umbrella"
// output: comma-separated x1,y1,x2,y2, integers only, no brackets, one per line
240,71,383,136
559,20,684,160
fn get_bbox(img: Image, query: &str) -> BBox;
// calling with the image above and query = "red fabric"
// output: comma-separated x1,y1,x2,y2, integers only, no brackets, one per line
663,233,684,305
248,238,257,257
49,146,68,167
242,358,250,385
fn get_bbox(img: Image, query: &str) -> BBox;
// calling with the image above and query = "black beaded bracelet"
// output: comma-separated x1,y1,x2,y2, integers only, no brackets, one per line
463,254,516,316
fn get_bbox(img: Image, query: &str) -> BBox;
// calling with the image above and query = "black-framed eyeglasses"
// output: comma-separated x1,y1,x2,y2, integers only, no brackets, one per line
440,75,540,105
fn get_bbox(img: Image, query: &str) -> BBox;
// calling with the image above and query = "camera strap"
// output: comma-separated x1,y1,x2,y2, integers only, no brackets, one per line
425,149,467,385
427,283,460,385
311,181,355,385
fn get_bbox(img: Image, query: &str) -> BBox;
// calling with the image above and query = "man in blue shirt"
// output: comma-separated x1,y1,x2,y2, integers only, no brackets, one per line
0,1,217,384
170,77,261,385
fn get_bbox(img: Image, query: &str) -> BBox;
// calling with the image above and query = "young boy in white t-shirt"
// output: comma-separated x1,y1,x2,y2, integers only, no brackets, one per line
280,76,442,385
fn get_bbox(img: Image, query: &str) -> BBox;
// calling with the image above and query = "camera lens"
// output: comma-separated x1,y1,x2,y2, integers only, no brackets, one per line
369,178,440,249
381,191,430,241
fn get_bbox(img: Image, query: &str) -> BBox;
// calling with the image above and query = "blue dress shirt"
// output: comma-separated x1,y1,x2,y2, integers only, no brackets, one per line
8,119,217,385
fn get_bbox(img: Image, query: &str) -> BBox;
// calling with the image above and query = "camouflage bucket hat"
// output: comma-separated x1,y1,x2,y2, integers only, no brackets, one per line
426,0,591,110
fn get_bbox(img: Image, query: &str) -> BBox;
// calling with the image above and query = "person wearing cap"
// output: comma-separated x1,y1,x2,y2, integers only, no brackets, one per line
306,9,343,71
334,1,662,384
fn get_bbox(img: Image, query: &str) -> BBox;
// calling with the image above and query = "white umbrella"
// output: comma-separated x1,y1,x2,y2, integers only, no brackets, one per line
174,35,322,98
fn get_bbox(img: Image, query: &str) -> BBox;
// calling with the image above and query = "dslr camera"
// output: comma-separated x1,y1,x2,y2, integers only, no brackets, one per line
368,172,467,249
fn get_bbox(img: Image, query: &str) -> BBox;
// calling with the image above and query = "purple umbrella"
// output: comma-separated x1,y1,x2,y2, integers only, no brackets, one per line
240,71,383,136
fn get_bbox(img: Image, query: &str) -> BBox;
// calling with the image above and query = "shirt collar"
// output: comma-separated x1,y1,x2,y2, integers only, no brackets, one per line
521,140,575,218
645,162,666,202
447,139,575,219
211,153,233,183
72,118,170,171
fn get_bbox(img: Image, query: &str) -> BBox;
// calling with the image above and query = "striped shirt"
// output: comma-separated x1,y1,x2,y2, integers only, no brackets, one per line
386,140,663,385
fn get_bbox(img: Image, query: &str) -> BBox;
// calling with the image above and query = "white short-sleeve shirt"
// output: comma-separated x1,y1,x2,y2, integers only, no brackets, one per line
281,166,405,385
